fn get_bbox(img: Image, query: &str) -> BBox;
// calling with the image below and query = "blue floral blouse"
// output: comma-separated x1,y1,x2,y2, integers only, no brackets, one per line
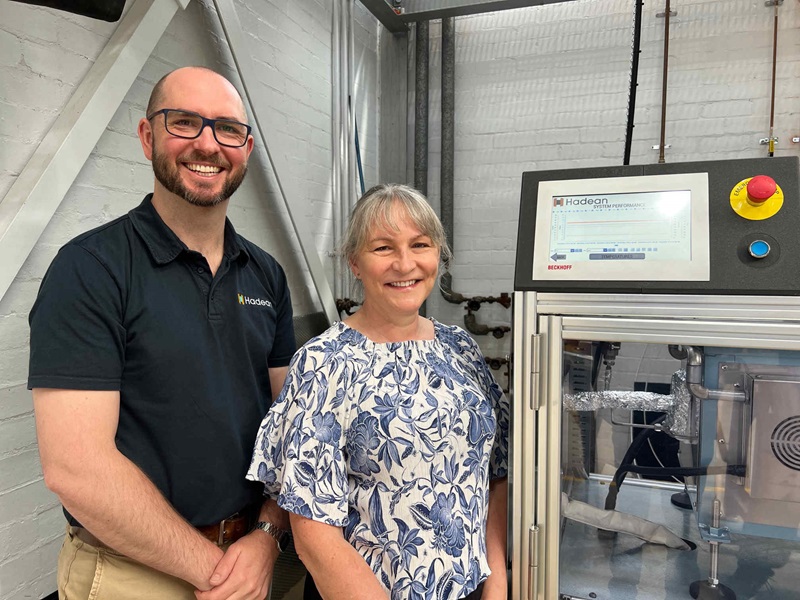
247,319,509,600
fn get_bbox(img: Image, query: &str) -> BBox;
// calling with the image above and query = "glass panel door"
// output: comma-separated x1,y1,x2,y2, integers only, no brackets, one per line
540,317,800,600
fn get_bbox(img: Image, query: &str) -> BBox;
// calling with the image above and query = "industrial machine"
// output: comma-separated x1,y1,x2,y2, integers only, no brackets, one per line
511,157,800,600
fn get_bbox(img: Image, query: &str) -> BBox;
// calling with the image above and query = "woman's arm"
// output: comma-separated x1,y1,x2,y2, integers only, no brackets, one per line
291,513,389,600
482,477,509,600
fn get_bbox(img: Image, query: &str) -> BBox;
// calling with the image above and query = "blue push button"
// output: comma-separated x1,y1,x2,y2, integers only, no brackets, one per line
749,240,771,259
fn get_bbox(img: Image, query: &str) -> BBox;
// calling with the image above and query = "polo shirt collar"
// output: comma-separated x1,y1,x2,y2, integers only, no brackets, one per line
129,194,250,266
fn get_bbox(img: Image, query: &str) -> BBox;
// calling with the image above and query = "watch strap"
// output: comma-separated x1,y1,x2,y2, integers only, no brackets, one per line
254,520,290,552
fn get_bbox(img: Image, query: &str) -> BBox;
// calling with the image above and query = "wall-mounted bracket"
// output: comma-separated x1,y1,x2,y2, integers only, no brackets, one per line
357,0,408,33
362,0,576,28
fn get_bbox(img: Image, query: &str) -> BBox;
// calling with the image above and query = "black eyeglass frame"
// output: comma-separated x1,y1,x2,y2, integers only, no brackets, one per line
146,108,252,148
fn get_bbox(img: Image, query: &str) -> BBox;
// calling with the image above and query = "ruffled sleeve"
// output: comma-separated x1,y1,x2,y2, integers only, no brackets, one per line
247,335,352,526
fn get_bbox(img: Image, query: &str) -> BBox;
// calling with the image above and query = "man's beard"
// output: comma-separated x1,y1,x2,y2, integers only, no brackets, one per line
152,147,247,207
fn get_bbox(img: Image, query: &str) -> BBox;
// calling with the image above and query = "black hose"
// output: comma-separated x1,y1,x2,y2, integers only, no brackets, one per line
604,414,667,511
618,464,746,479
623,0,644,165
668,345,687,360
354,116,365,196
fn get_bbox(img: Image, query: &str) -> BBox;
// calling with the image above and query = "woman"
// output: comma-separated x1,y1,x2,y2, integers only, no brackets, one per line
247,184,509,600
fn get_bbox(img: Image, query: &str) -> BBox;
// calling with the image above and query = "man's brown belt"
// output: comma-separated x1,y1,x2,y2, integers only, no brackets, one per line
196,510,253,545
73,508,255,550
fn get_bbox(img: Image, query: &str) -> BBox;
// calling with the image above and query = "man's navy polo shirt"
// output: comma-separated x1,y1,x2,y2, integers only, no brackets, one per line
29,195,296,526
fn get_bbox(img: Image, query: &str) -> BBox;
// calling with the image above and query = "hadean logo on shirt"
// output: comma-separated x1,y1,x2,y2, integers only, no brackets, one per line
237,293,272,308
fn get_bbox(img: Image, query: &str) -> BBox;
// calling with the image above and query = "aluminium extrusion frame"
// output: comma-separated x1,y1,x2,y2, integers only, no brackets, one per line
0,0,191,304
511,291,800,600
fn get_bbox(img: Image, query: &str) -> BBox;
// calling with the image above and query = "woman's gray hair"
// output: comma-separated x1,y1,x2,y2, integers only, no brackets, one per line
341,183,453,271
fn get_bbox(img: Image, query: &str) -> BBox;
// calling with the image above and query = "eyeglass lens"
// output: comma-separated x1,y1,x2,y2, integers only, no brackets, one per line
164,111,248,146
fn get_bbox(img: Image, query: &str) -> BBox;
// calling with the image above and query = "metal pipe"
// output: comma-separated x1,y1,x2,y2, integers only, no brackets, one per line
332,0,342,300
658,0,671,164
708,498,721,586
464,311,510,339
441,17,455,252
438,17,464,307
623,0,643,165
341,0,350,297
684,346,746,403
414,21,429,195
347,0,356,205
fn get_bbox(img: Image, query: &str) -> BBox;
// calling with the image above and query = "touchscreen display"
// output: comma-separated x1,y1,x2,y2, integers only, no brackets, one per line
531,172,709,282
548,190,691,264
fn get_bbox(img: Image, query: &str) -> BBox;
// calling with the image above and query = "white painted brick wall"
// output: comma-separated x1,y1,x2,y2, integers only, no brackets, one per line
0,0,379,597
421,0,800,386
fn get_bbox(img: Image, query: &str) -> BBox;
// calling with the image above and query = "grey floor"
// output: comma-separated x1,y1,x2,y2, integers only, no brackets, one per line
559,479,800,600
270,541,306,600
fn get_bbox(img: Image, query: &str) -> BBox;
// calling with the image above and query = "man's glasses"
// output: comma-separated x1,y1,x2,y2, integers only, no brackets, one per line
147,109,252,148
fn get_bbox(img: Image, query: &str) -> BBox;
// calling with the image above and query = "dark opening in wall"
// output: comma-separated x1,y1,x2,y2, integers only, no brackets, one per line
10,0,125,22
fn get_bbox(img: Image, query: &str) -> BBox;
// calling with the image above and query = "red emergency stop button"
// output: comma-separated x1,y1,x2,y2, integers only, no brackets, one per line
730,175,784,220
747,175,777,204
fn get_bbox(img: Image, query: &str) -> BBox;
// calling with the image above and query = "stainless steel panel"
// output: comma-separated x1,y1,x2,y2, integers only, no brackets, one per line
750,377,800,503
710,365,800,535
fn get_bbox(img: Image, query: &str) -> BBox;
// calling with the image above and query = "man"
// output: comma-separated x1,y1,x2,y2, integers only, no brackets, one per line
29,66,295,600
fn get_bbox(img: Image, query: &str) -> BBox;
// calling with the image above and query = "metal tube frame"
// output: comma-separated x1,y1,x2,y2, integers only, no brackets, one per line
513,291,800,599
0,0,190,304
213,0,339,324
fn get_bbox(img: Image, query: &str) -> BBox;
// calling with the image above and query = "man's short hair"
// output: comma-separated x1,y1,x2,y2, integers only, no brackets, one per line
145,66,244,117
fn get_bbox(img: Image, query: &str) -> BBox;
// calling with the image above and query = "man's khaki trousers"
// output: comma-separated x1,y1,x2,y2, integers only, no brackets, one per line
57,526,197,600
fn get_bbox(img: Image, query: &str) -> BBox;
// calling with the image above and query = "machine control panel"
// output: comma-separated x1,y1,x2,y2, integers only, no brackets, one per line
515,156,800,294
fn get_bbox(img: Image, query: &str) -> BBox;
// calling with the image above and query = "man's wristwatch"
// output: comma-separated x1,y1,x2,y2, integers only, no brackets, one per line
254,520,291,552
